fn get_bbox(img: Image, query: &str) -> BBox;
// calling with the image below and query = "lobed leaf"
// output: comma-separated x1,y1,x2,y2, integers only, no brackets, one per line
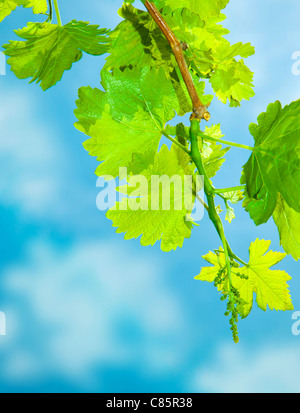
241,100,300,226
158,0,229,20
164,123,229,178
0,0,47,22
75,65,211,178
163,8,255,106
107,3,254,107
201,124,230,178
20,0,47,14
3,20,110,90
195,239,293,318
106,144,196,252
273,194,300,260
105,3,173,75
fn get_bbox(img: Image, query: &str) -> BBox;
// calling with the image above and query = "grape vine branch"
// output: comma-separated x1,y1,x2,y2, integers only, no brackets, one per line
1,0,299,342
144,1,210,121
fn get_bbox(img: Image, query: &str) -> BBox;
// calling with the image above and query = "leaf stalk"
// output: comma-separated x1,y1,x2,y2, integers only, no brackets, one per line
200,132,254,151
53,0,62,26
161,130,190,154
213,186,246,194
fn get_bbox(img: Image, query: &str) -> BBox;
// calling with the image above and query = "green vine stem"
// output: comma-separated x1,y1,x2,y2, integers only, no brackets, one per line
195,193,209,212
53,0,62,26
146,4,248,272
144,0,254,341
161,130,190,154
46,0,53,22
190,119,227,243
190,118,241,340
213,186,246,194
199,132,254,151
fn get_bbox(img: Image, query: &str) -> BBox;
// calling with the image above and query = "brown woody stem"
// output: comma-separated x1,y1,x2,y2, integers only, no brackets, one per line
144,1,210,121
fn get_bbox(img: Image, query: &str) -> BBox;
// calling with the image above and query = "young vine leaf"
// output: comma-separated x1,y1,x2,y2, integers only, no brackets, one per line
105,3,173,75
201,125,230,177
145,0,229,19
242,100,300,225
121,3,255,107
106,144,196,252
164,123,229,178
20,0,48,14
3,21,110,90
0,0,47,22
222,190,244,223
273,194,300,260
195,239,293,319
74,65,211,178
163,8,255,106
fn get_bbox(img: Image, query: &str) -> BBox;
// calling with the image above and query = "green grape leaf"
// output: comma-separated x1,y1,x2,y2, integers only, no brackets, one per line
20,0,47,14
223,190,244,204
203,123,224,141
75,66,211,178
172,70,213,116
225,205,235,223
208,41,255,106
164,123,229,178
195,239,293,318
222,191,244,223
151,0,167,10
273,194,300,260
105,3,173,74
241,100,300,225
107,3,254,107
162,8,255,106
3,21,109,90
163,0,229,20
213,41,255,61
0,0,47,22
164,123,190,145
106,144,196,252
0,0,19,21
105,6,213,116
209,59,254,107
128,150,156,175
202,124,230,178
164,8,229,61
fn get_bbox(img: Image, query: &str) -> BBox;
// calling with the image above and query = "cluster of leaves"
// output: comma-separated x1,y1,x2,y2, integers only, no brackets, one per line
196,239,293,318
1,0,299,341
2,0,109,90
107,1,254,106
242,100,300,260
0,0,48,22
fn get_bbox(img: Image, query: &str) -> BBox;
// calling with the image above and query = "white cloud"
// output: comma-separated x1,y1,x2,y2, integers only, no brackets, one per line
0,240,189,387
193,343,300,393
0,88,64,216
0,86,102,231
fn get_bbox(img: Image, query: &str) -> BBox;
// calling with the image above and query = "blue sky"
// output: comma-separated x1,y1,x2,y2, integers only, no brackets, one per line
0,0,299,393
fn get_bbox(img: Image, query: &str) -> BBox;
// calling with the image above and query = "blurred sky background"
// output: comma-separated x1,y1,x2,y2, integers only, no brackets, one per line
0,0,300,393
